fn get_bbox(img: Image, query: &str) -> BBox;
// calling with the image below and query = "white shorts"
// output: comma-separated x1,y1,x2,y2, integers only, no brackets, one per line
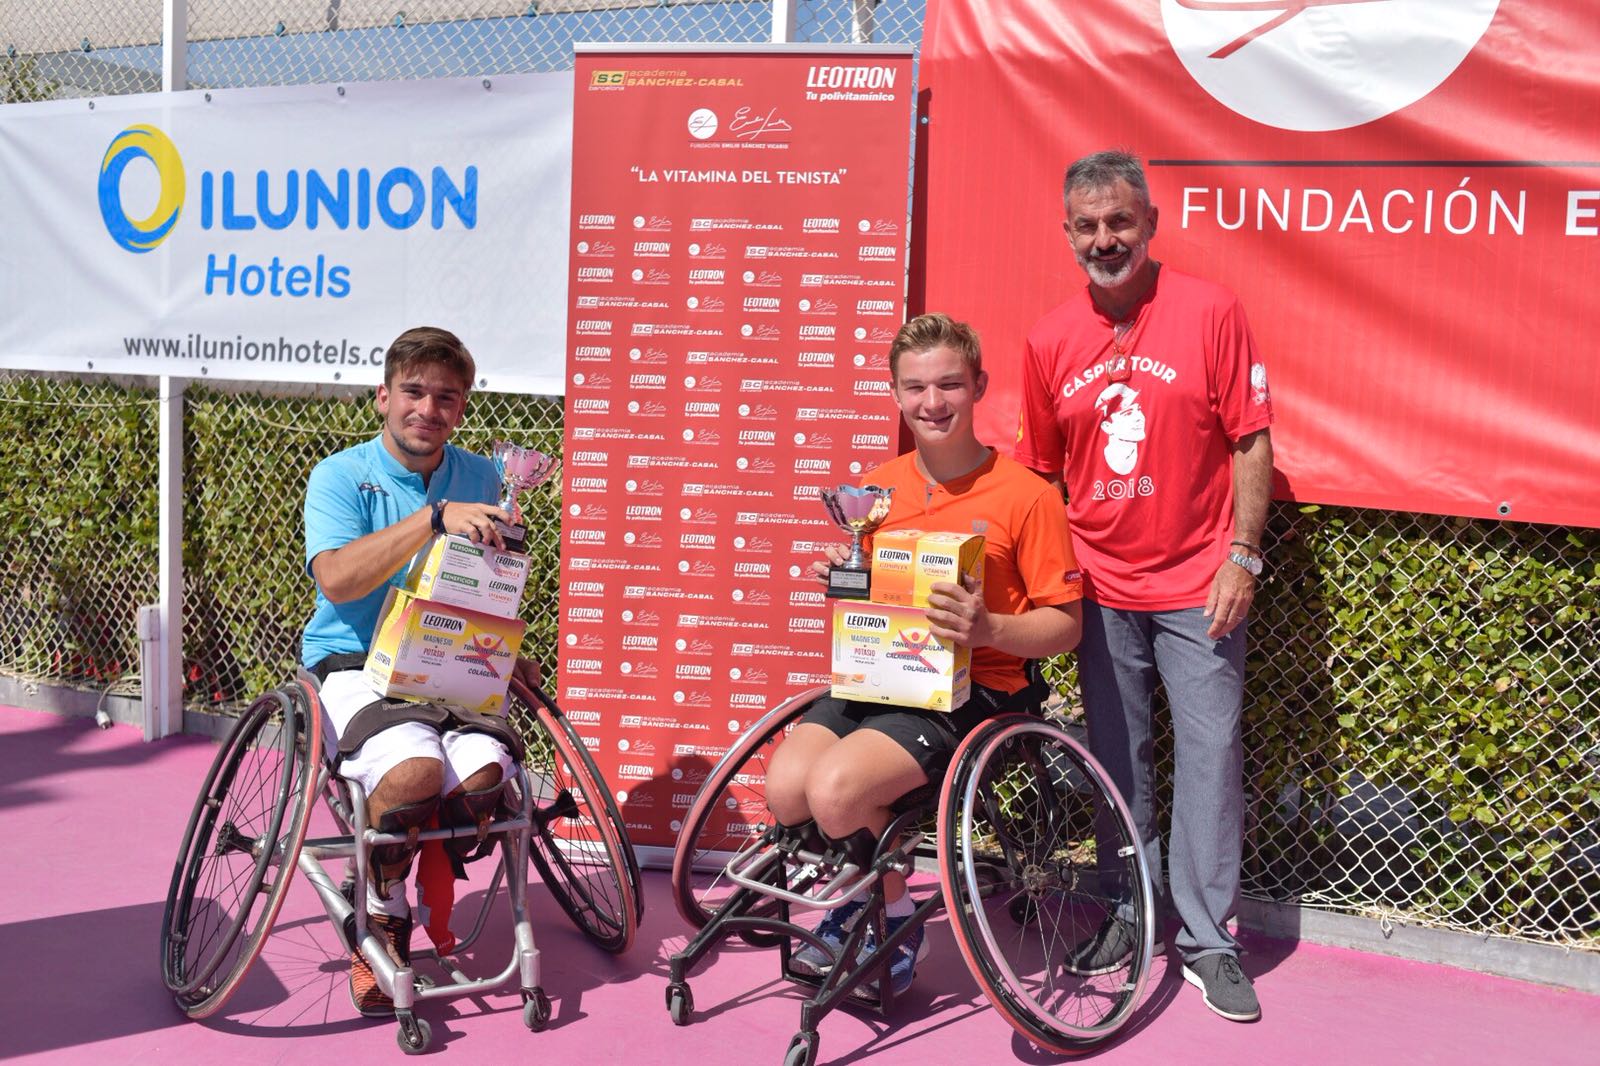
319,670,512,798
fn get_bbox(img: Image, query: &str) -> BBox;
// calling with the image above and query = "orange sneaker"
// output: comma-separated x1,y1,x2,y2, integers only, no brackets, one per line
348,910,413,1018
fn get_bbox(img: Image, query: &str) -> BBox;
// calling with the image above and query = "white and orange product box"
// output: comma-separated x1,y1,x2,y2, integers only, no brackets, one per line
406,533,530,617
365,587,527,715
871,530,984,608
830,600,970,712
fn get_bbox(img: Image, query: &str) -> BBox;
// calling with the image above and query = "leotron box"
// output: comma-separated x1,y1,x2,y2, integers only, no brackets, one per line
365,588,526,715
870,530,984,608
407,534,530,617
830,600,971,712
914,531,985,606
867,529,925,607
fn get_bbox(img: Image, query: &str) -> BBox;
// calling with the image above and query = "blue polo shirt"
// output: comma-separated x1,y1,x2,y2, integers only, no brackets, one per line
301,434,501,669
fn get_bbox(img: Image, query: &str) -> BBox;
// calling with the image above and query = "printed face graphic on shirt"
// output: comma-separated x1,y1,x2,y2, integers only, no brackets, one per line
1095,382,1145,475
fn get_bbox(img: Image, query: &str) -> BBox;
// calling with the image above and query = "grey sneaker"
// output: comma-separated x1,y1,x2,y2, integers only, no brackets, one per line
791,900,866,975
1064,915,1162,977
1182,953,1260,1022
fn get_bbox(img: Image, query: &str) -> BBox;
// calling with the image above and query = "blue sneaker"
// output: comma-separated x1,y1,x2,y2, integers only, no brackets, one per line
792,899,866,975
852,911,928,1000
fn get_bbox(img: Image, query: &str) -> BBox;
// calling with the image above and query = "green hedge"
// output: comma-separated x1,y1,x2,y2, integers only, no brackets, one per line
1246,505,1599,935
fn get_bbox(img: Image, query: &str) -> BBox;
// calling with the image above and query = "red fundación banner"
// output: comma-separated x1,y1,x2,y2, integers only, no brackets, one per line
919,1,1600,528
560,46,915,850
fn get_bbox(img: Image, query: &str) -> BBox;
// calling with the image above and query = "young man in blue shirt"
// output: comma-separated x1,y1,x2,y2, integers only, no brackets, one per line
302,325,539,1015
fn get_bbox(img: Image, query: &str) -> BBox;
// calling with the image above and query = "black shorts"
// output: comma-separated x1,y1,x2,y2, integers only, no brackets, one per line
798,683,1023,779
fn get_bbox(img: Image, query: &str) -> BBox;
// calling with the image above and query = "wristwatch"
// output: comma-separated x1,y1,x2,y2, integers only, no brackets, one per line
431,498,449,536
1227,549,1264,577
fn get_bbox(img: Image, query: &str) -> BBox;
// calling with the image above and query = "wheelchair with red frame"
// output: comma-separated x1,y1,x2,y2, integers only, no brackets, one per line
665,680,1156,1066
160,674,642,1053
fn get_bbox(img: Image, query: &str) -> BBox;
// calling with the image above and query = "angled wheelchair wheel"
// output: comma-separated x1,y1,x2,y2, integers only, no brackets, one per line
670,687,824,935
938,715,1155,1052
510,679,642,954
161,681,322,1019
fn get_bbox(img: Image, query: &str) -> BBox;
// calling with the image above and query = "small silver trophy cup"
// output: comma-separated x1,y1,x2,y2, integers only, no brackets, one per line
491,441,559,554
820,484,895,599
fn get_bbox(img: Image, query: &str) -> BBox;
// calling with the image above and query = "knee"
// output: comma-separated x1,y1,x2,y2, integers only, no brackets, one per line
373,756,444,808
453,761,504,798
764,755,811,825
805,762,870,839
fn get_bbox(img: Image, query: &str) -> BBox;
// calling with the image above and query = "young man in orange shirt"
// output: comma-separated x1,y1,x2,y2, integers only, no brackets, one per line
764,312,1085,996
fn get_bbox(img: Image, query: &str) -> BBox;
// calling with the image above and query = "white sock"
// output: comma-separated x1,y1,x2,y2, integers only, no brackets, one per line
886,893,915,918
368,876,411,919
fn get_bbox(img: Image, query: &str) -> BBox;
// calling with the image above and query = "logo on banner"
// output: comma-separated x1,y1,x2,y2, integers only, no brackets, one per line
688,108,719,139
1161,0,1500,131
99,125,186,253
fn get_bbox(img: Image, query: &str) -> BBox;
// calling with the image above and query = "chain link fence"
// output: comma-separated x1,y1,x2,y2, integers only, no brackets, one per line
4,2,1596,956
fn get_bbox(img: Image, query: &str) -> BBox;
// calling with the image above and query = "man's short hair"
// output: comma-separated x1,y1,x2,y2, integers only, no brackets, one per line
889,312,982,381
1064,149,1150,211
383,326,476,390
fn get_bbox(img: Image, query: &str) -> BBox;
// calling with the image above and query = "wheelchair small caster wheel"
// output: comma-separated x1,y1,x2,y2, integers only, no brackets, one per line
395,1012,431,1054
666,982,694,1026
522,987,551,1031
784,1030,819,1066
1008,894,1038,925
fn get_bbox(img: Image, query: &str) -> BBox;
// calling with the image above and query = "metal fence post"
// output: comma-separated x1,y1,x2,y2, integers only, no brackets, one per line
772,0,798,44
145,0,188,740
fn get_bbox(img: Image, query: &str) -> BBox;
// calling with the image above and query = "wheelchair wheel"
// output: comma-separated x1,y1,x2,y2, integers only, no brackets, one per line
510,679,642,954
161,681,322,1018
938,715,1155,1051
670,688,823,934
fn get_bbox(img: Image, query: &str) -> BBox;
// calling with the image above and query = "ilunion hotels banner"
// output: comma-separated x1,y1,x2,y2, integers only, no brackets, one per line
0,74,572,393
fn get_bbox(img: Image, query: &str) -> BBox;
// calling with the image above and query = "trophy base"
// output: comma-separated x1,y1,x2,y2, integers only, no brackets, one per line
493,519,528,555
825,566,872,600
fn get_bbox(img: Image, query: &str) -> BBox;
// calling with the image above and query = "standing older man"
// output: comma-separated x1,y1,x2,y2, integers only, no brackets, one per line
1015,150,1274,1022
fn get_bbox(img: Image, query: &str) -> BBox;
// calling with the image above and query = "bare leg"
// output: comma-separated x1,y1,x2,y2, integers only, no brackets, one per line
365,756,444,899
764,722,844,827
447,762,503,799
804,731,927,903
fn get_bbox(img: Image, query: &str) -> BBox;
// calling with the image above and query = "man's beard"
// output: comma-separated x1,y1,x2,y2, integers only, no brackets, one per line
1078,240,1148,289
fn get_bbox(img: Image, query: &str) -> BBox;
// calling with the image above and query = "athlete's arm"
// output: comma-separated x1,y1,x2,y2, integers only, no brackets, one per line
924,576,1082,658
312,499,513,604
1204,427,1273,639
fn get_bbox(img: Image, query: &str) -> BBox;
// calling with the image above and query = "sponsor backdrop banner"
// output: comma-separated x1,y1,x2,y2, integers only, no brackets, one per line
560,47,913,848
0,75,572,393
920,1,1600,528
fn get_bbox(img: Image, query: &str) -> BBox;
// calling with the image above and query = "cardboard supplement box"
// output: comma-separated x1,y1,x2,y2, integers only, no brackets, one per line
871,530,984,608
830,599,971,712
407,533,530,616
365,587,526,715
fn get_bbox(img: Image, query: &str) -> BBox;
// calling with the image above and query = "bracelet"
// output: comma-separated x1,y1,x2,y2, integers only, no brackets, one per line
431,499,449,536
1230,539,1262,555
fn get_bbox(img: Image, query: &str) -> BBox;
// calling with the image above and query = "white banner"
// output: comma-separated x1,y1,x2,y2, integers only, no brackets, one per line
0,74,572,393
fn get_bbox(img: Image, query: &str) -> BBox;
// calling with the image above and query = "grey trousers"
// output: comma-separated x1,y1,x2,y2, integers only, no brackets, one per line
1078,600,1247,961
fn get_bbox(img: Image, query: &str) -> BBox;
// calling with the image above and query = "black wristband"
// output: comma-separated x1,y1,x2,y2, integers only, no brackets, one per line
1230,539,1261,554
431,499,449,536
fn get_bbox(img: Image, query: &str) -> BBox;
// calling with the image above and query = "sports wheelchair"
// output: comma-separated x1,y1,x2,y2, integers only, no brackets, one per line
160,674,643,1053
666,685,1156,1066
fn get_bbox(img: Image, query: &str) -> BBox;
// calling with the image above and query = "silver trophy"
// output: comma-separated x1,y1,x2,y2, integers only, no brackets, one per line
491,441,559,554
820,484,895,599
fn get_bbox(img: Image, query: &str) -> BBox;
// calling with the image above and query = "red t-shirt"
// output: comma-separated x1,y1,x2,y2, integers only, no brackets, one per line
1015,267,1273,611
863,451,1083,693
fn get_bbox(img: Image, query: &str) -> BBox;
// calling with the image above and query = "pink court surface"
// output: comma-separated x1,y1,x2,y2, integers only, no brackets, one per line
5,705,1597,1065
